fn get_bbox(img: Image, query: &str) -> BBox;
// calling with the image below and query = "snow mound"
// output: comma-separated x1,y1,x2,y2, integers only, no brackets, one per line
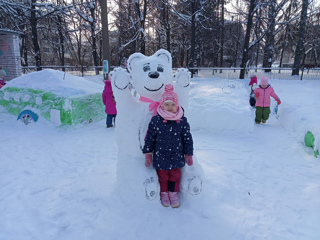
188,79,253,133
3,69,103,97
273,79,320,153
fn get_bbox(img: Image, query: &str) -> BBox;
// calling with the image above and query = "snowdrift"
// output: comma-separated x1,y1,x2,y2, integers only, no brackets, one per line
188,79,254,133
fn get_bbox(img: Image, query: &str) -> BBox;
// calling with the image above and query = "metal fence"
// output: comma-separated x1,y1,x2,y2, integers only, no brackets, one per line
22,66,106,77
190,67,320,80
22,66,320,80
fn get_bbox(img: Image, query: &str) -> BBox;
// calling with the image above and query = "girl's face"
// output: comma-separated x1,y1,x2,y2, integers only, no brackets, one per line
261,84,268,88
163,101,177,113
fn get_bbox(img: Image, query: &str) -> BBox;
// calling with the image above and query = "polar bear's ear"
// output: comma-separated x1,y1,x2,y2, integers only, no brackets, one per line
154,49,172,65
128,53,145,72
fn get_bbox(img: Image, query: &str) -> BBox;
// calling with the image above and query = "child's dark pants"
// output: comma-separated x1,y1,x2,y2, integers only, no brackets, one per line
157,169,181,192
255,106,271,122
106,114,116,125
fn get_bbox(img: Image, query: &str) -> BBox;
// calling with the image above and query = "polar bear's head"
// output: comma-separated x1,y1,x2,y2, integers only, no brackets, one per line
127,49,172,101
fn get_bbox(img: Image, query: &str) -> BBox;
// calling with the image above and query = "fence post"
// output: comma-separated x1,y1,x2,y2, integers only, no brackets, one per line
301,67,304,80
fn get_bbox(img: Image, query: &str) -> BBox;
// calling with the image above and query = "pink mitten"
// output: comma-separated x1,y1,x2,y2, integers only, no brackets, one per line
145,154,152,167
185,155,193,166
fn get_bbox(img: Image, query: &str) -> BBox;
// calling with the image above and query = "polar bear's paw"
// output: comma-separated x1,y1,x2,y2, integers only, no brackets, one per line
143,177,158,200
174,68,191,87
188,176,203,196
110,67,131,90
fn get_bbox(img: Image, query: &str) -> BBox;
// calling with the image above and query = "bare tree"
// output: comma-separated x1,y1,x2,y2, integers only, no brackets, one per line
135,0,148,54
99,0,110,74
262,0,288,72
276,0,299,70
219,0,225,72
74,0,101,74
239,0,257,79
159,0,171,51
292,0,309,76
262,0,277,72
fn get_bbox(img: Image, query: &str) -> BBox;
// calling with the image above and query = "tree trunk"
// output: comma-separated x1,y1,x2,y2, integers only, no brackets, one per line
239,0,256,79
262,0,276,72
31,0,42,71
166,5,170,52
141,0,147,54
219,0,225,72
127,0,136,54
279,25,289,72
89,5,99,75
57,14,65,71
292,0,309,76
160,2,166,49
133,0,147,54
255,8,261,68
20,34,28,67
189,0,196,76
180,44,185,66
234,16,240,68
100,0,110,75
279,0,294,72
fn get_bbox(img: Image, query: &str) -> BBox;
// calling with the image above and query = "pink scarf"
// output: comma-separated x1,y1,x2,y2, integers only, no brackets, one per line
139,96,160,116
157,105,183,123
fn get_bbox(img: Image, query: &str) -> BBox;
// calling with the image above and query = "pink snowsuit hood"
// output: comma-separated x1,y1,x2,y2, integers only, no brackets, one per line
254,85,279,107
102,80,117,114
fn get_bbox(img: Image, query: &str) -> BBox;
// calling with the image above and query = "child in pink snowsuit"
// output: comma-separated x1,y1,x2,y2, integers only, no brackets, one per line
142,84,193,208
254,76,281,124
102,80,117,128
0,67,6,89
249,74,258,106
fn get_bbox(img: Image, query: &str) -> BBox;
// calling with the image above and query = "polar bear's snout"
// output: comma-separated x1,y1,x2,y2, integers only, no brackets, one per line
148,71,160,79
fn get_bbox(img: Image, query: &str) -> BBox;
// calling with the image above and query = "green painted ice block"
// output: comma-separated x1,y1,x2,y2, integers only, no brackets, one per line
0,86,105,125
304,131,319,158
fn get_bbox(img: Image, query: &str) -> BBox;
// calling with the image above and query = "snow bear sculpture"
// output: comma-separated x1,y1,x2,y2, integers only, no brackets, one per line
110,49,204,203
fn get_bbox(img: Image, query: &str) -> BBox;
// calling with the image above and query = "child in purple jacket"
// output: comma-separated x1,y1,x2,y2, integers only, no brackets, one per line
142,84,193,208
102,80,117,128
254,76,281,124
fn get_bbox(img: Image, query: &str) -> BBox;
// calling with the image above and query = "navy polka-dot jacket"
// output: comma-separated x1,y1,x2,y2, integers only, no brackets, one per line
142,114,193,171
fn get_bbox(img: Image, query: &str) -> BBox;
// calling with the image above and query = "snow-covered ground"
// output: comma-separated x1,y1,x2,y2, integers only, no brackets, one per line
1,74,320,240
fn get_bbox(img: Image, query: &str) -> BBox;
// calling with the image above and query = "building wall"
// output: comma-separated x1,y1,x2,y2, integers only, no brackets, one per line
0,34,22,81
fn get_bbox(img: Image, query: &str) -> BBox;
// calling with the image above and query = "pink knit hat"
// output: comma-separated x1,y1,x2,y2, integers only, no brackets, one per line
260,76,269,85
159,84,179,107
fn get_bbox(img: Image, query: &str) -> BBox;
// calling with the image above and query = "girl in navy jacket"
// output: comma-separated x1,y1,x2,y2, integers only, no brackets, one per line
142,84,193,208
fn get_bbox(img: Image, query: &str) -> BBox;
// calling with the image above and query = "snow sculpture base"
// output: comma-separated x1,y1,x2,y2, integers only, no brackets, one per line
116,151,160,202
180,156,205,197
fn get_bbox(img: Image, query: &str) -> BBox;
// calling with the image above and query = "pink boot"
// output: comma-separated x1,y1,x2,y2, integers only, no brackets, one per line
169,192,180,208
160,192,170,207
